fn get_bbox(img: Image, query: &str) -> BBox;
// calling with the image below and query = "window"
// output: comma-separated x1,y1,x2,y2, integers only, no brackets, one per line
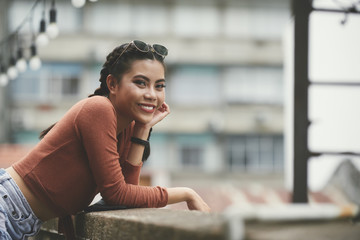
169,65,220,106
181,145,203,168
224,4,290,39
176,134,211,170
86,3,132,35
172,3,220,37
223,66,283,104
228,135,284,171
11,63,82,102
62,77,79,96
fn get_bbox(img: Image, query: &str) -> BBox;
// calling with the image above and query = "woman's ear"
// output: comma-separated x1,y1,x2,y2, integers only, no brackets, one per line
106,74,118,94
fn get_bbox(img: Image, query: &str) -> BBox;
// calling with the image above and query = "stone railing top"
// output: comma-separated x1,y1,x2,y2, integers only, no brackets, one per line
40,208,229,240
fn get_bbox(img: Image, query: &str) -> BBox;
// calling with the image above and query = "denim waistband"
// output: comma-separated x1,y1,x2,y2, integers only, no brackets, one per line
0,168,42,223
0,168,43,239
0,169,11,184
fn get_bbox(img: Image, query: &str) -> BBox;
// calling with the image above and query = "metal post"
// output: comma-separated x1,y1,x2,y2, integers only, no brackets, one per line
0,0,11,143
292,0,312,203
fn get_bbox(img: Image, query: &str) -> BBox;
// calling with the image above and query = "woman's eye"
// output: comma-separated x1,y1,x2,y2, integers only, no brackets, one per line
156,84,166,89
134,80,146,86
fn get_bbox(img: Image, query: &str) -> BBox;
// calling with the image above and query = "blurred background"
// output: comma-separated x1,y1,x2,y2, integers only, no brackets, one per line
0,0,359,213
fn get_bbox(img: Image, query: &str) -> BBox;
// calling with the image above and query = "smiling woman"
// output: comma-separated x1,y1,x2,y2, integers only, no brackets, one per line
0,40,210,240
108,59,167,127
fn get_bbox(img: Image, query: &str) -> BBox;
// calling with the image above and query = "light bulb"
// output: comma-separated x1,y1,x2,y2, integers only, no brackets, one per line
7,57,18,80
29,44,42,71
47,23,59,39
47,7,59,39
72,0,86,8
16,58,27,73
0,65,8,86
7,66,18,80
30,56,42,70
36,33,49,47
16,48,27,72
0,73,8,86
36,18,49,47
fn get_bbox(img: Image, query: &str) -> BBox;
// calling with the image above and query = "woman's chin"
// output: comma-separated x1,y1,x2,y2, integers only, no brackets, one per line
134,116,152,125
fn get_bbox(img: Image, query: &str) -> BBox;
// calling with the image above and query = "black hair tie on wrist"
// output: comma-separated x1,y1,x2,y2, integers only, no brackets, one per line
131,137,149,147
131,137,150,162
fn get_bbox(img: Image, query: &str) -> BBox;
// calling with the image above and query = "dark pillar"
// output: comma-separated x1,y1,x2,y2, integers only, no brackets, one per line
292,0,312,203
0,0,11,143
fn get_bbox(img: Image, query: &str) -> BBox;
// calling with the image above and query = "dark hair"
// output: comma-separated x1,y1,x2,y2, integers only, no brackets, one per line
39,42,166,146
89,43,166,97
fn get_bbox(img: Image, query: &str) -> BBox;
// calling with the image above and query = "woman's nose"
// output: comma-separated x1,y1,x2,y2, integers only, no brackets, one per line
144,87,156,101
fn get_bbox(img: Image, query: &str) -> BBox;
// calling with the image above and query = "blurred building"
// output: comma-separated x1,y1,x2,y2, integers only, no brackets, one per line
1,0,291,173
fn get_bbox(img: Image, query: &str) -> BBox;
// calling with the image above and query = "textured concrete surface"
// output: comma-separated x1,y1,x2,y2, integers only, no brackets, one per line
32,208,227,240
75,208,227,240
245,219,360,240
32,208,360,240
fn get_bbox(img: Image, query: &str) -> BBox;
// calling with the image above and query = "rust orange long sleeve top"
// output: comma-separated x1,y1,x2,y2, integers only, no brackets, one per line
13,96,168,217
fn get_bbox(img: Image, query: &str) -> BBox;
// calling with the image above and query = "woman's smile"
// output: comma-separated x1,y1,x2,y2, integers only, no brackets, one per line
138,103,156,113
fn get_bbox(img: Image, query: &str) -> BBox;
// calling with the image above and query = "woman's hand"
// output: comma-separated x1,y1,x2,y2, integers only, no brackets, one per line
149,102,170,127
134,102,170,132
185,188,211,212
167,187,211,213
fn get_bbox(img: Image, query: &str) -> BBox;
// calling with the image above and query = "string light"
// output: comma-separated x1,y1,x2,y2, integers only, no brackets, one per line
36,1,49,47
16,47,27,73
36,18,49,47
47,0,59,39
29,44,42,71
0,0,97,83
71,0,100,8
7,56,18,80
71,0,86,8
0,64,8,87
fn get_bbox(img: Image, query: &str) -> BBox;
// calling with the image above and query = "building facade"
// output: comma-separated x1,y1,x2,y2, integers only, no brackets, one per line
2,0,291,173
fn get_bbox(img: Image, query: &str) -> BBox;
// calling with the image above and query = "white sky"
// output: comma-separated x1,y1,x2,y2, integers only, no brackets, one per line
308,12,360,153
285,9,360,191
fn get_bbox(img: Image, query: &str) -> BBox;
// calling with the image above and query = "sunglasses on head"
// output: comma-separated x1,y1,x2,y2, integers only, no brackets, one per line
111,40,168,67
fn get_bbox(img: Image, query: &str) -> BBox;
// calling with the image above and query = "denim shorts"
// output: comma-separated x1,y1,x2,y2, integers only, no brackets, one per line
0,168,42,240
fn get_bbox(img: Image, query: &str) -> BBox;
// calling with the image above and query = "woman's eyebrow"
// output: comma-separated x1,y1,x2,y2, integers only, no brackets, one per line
134,75,150,82
156,79,166,83
134,75,165,83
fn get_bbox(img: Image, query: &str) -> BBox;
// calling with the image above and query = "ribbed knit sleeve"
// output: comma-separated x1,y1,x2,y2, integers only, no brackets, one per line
74,96,168,208
117,122,143,185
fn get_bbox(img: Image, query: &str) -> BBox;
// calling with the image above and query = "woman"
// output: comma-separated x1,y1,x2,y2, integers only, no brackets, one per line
0,40,210,239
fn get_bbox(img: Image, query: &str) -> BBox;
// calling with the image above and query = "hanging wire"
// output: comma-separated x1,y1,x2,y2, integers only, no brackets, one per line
0,0,42,47
312,0,360,25
42,0,46,21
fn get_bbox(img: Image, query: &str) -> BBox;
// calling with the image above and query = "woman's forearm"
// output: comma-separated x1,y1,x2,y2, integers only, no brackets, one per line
166,187,192,204
126,125,151,166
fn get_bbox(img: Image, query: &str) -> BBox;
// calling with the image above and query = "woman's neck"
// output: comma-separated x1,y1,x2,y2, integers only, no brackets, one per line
116,115,133,135
107,95,133,135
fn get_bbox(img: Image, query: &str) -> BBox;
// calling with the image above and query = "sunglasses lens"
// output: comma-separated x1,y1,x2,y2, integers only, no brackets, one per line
153,44,168,57
133,40,149,52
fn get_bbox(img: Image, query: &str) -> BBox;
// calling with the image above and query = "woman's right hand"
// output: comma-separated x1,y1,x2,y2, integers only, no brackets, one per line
167,187,211,213
185,188,211,212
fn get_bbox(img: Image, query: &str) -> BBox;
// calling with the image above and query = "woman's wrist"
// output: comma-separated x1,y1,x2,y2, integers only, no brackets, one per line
167,187,193,204
133,123,152,140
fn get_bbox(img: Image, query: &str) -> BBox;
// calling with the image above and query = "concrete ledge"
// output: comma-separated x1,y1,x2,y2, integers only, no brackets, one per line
32,209,228,240
30,205,360,240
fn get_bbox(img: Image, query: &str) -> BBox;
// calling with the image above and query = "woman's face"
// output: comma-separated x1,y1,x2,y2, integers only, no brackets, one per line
112,59,166,124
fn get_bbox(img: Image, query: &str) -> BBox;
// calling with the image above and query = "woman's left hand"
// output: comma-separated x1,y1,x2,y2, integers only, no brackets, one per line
150,102,170,126
135,102,170,130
